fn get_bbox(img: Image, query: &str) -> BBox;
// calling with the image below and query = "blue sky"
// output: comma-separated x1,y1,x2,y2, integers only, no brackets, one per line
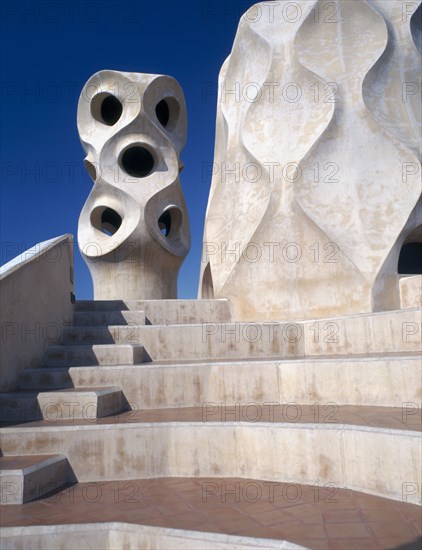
0,0,256,299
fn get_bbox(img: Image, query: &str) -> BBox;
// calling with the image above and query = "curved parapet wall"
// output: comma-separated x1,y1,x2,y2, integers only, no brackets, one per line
199,0,421,321
77,70,190,300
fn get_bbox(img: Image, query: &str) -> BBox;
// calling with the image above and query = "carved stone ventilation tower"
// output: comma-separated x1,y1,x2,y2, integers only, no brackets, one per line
77,70,190,300
199,0,421,321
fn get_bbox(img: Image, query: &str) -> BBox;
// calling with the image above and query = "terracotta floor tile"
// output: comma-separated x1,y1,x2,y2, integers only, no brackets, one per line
219,515,265,535
323,510,363,523
353,493,401,510
301,512,324,525
409,520,422,535
154,501,196,516
163,480,201,492
316,499,360,512
285,502,330,518
325,522,372,538
281,523,327,539
253,508,297,526
234,499,279,514
368,521,420,539
361,508,408,523
178,491,212,505
145,493,181,506
403,507,422,526
140,486,174,497
204,506,248,521
1,477,420,550
163,511,210,529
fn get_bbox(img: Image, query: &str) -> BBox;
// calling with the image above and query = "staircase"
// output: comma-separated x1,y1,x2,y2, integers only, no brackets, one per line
0,299,421,549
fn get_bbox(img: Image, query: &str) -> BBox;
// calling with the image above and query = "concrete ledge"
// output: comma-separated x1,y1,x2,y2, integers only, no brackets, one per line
0,522,306,549
37,387,127,419
73,311,146,326
74,299,233,325
44,344,145,367
55,308,420,362
1,422,420,504
0,454,70,504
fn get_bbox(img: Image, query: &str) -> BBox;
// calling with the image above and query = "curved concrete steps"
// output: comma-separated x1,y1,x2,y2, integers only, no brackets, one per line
1,406,420,504
1,300,420,548
51,308,422,363
17,355,422,409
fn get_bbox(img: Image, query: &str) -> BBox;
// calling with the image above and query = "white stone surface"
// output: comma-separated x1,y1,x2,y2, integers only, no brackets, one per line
199,0,421,321
400,275,422,308
1,523,306,549
77,70,190,300
0,235,74,391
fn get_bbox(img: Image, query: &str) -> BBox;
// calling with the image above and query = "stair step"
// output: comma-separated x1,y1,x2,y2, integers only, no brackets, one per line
37,387,128,420
0,454,70,504
44,344,145,367
1,412,420,504
62,325,145,344
74,299,232,324
0,392,41,423
19,368,73,391
17,354,421,408
73,310,146,326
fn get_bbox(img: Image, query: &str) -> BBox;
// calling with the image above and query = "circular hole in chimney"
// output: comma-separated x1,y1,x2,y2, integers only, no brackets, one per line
91,206,122,236
91,92,123,126
158,207,182,241
158,210,172,237
155,97,180,130
121,146,154,178
156,99,170,127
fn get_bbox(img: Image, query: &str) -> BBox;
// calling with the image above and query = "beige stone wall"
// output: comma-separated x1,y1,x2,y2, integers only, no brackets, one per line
0,235,74,391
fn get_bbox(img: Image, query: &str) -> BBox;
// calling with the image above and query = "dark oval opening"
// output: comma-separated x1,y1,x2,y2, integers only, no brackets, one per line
121,146,154,178
155,97,180,131
158,210,172,237
157,207,182,241
90,206,122,237
398,242,422,274
91,93,123,126
155,99,170,127
411,2,421,54
101,95,123,125
101,208,122,236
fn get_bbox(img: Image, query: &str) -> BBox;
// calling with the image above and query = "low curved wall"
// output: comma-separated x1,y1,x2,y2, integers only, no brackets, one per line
0,234,74,391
